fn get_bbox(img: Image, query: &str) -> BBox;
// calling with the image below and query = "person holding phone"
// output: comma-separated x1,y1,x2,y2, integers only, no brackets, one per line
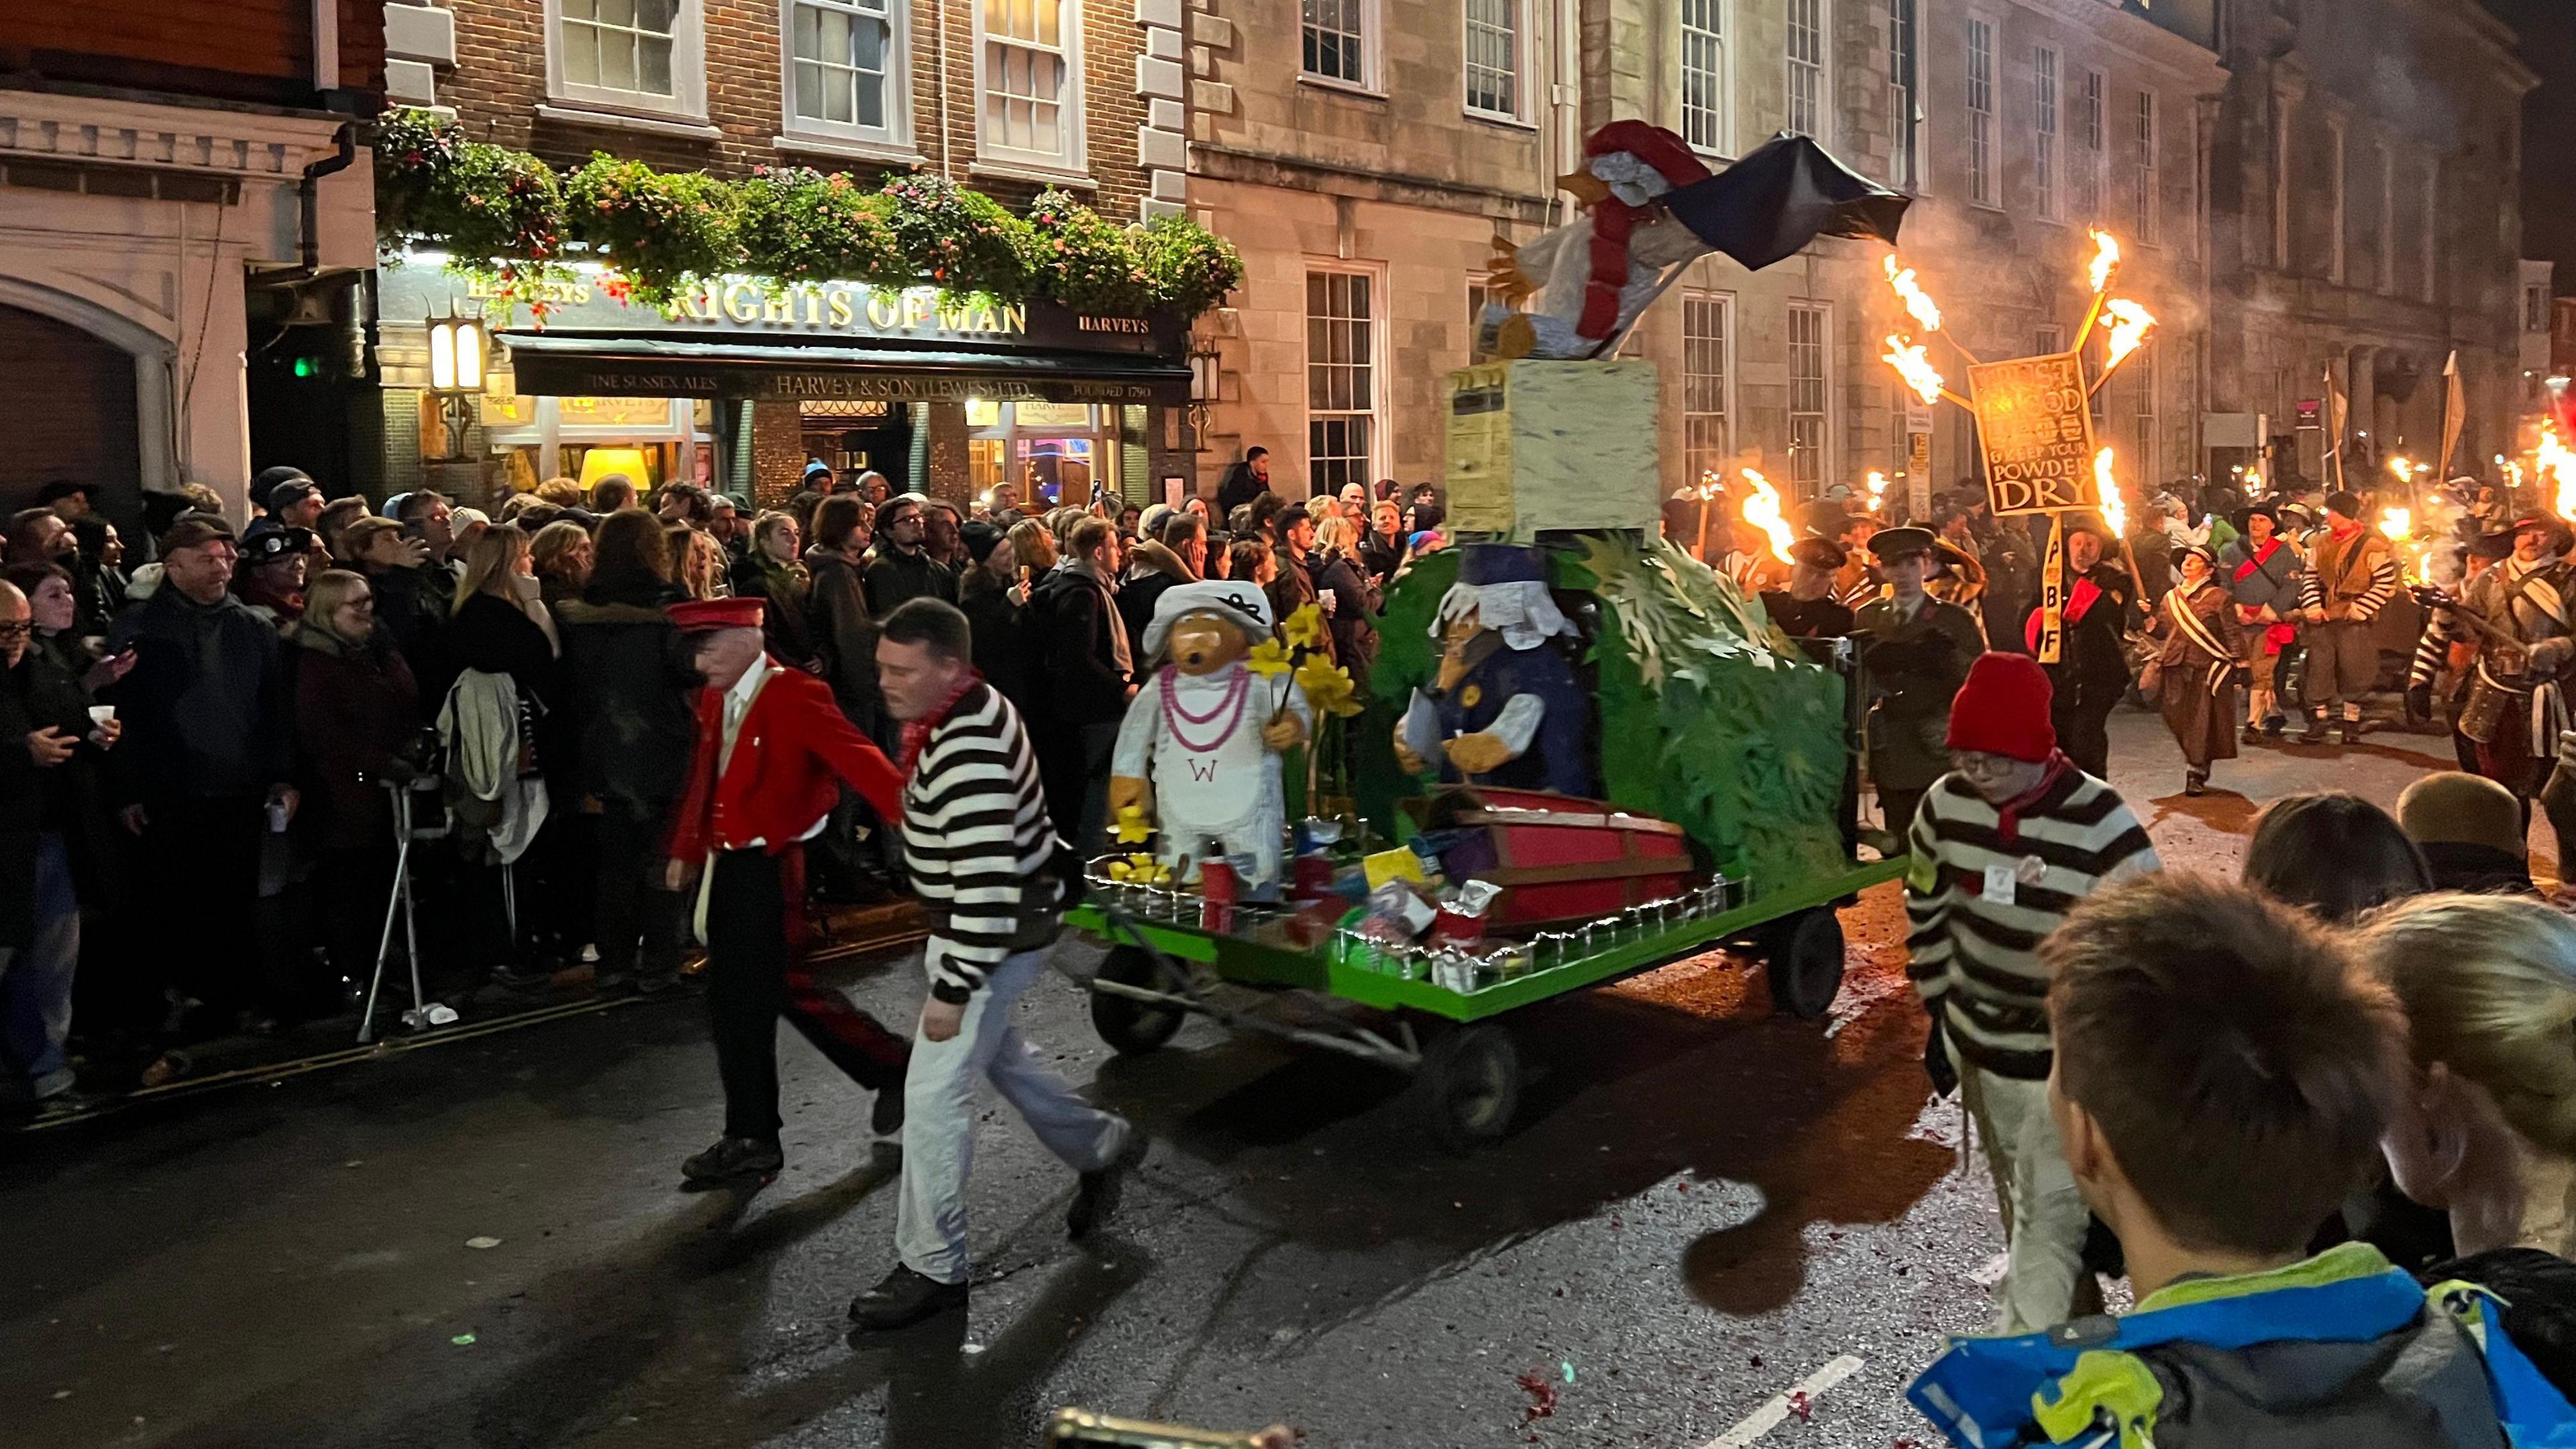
1,577,120,1114
105,518,299,1036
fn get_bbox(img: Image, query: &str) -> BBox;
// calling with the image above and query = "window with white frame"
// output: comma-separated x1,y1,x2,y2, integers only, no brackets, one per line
1303,0,1369,87
1788,303,1830,499
978,0,1080,167
2529,282,2551,334
2076,67,2103,221
1464,0,1520,119
2132,90,2158,243
2129,342,2157,482
1966,17,1995,207
1680,0,1729,155
1307,270,1378,492
2273,96,2294,266
2377,142,2396,294
1683,292,1733,484
2032,46,2058,221
2326,117,2347,284
1886,0,1919,191
2422,159,2438,302
786,0,905,142
1785,0,1824,140
551,0,706,117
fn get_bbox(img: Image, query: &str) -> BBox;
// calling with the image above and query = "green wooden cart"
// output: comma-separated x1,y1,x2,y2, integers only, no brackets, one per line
1069,853,1904,1152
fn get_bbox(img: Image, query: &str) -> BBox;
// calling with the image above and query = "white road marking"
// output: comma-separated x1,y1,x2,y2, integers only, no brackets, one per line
1697,1354,1868,1448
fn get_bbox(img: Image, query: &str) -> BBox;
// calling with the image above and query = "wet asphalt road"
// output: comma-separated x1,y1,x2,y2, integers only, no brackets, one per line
0,707,2471,1449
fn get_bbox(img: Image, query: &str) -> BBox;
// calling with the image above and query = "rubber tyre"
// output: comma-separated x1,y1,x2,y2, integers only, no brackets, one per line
1418,1024,1522,1154
1764,908,1847,1020
1090,945,1185,1056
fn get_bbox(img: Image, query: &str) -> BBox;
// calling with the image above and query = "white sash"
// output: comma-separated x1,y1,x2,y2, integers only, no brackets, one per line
2164,585,2233,696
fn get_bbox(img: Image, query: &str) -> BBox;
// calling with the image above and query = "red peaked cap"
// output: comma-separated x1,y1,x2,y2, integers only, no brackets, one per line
1583,120,1712,189
669,597,765,633
1945,651,2058,763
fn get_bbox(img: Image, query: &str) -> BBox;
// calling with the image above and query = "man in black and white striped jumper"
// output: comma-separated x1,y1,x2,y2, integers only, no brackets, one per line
2296,490,2402,745
847,598,1144,1332
1906,651,2160,1335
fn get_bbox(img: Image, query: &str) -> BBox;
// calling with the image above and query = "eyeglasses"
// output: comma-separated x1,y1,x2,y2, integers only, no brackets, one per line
0,621,32,640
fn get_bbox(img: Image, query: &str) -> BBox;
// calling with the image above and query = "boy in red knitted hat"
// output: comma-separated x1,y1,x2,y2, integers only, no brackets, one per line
1904,651,2160,1334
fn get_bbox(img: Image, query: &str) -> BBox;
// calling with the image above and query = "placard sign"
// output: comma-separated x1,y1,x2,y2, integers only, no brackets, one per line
1968,350,2099,516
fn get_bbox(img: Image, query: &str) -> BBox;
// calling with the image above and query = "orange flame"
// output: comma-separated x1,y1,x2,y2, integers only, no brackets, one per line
1882,335,1945,406
2087,229,2121,294
2379,506,2413,542
1864,470,1889,512
1739,469,1795,566
2095,448,2125,538
1882,256,1944,333
2540,426,2576,519
2102,299,2155,370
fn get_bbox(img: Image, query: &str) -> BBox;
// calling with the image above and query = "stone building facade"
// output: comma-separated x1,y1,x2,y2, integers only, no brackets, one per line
1189,0,2228,506
2202,0,2534,489
380,0,1183,508
0,1,383,523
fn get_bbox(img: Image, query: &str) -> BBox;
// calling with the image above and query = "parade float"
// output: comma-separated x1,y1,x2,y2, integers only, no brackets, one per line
1067,126,1913,1150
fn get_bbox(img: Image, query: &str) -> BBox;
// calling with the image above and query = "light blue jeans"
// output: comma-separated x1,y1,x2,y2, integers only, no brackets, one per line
0,835,79,1099
896,946,1128,1285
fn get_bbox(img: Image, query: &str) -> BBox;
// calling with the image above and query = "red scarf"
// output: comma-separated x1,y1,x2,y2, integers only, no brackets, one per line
1579,198,1650,341
2231,537,2280,583
2061,576,2104,625
1992,751,2074,848
898,669,985,777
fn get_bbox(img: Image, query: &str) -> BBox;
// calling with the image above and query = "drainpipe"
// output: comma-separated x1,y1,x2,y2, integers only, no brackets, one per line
301,121,358,272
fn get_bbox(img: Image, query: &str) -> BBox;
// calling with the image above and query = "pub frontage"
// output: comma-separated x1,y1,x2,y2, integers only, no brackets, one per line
374,258,1194,513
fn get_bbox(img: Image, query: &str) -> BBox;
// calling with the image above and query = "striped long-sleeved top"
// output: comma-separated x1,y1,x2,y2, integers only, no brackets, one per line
1904,766,2161,1080
902,682,1062,1003
2297,526,2402,622
2408,556,2575,690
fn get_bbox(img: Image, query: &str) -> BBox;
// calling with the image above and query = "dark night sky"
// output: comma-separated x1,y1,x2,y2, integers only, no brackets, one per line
2483,0,2576,291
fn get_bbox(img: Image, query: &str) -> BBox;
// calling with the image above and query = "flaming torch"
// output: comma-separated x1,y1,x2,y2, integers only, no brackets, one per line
2087,229,2121,295
1740,468,1796,568
2539,426,2576,519
1884,256,1945,333
2086,299,2158,397
1883,335,1966,408
1864,470,1890,513
2095,447,2125,540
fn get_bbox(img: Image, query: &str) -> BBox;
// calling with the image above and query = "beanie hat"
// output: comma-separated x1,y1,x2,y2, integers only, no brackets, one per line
2396,771,2526,860
1945,652,2057,763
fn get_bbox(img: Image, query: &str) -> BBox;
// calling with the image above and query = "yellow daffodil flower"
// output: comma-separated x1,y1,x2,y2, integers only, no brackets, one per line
1246,637,1292,676
1114,804,1154,845
1294,654,1363,717
1282,604,1328,651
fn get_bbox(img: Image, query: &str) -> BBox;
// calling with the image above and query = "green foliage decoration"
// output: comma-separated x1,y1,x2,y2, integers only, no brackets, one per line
370,109,1244,317
1360,535,1849,893
731,166,909,289
1028,189,1155,315
565,154,742,307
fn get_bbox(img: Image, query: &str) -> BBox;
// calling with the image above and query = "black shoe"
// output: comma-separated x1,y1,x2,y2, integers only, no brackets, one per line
2241,724,2266,746
681,1135,783,1185
2184,771,2208,797
635,969,691,998
848,1265,967,1330
871,1086,904,1138
1067,1125,1146,1240
2337,721,2363,747
2300,718,2330,745
490,963,555,992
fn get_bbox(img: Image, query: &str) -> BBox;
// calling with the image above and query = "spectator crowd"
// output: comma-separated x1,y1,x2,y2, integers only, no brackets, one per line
0,460,1450,1114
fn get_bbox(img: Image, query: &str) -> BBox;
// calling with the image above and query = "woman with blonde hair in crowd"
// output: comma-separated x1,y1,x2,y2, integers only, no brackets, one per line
535,476,586,508
2357,893,2576,1258
1007,516,1059,589
529,519,594,611
447,523,566,987
674,525,729,601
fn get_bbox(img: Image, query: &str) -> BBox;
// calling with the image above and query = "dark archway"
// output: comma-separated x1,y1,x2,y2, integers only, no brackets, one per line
0,302,140,526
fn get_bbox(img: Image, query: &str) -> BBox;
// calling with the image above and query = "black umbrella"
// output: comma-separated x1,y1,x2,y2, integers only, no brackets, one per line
1660,133,1911,272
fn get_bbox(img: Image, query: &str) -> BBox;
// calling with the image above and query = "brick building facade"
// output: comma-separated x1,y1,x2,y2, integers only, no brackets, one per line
382,0,1187,510
0,1,383,523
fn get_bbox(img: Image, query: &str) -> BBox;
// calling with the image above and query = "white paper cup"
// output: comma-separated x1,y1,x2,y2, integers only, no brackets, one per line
88,705,115,727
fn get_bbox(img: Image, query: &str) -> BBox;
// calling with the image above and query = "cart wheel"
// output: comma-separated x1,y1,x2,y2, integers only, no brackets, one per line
1091,946,1185,1056
1418,1025,1521,1153
1764,908,1847,1020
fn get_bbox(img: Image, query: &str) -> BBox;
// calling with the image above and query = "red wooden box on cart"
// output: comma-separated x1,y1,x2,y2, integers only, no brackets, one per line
1416,786,1694,931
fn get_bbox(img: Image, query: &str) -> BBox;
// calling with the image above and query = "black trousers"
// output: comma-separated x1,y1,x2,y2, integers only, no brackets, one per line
594,810,683,981
1881,788,1927,849
2053,701,2115,782
143,794,268,1014
705,846,910,1141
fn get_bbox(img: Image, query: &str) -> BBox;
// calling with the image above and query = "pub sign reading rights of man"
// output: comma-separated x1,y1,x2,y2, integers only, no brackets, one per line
1968,350,2102,516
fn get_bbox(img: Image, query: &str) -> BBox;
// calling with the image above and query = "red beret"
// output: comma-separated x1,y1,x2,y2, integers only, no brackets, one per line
669,597,765,633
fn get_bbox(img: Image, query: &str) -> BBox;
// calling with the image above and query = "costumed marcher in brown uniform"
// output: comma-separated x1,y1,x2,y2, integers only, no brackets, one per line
1852,526,1986,843
2145,543,2246,796
2409,513,2576,849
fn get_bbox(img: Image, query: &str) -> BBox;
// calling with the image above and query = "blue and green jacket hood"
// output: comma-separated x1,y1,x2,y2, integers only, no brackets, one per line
1907,1242,2576,1448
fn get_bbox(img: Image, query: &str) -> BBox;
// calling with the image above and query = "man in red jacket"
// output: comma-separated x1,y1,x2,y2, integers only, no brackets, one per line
659,598,914,1185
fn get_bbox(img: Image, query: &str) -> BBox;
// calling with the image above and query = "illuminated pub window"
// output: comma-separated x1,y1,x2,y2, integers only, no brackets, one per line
967,398,1115,508
474,392,712,493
